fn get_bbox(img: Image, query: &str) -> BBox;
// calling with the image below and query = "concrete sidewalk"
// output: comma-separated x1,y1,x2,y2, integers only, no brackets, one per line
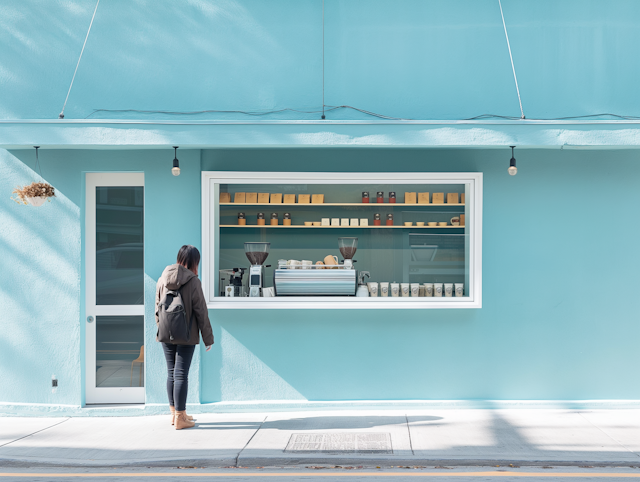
1,409,639,468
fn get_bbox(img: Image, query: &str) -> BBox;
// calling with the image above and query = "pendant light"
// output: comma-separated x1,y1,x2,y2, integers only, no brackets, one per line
171,146,180,176
508,146,517,176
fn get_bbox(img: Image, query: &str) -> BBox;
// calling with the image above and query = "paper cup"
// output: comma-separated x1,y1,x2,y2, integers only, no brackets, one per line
455,283,464,297
410,283,420,297
444,283,453,297
379,282,389,297
434,283,443,297
367,282,379,297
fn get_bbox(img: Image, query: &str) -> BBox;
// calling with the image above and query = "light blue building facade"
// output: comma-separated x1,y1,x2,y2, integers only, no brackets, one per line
2,0,640,415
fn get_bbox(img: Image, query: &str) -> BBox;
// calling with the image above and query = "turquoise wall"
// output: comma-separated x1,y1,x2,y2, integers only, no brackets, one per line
2,0,640,120
2,146,640,405
2,0,640,408
201,148,640,401
0,149,202,405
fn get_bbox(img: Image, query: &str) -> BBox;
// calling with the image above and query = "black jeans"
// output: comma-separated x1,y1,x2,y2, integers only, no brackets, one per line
161,343,196,412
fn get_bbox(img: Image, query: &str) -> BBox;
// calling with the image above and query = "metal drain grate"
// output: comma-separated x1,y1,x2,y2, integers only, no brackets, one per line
284,432,393,454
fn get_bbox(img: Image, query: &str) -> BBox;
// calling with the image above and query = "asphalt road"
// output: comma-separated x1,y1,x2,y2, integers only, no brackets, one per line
2,466,640,481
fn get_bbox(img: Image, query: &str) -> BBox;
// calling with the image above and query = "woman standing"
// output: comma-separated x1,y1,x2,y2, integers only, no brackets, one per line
155,245,214,429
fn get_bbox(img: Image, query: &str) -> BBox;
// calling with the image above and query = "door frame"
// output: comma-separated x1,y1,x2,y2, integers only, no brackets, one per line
85,172,145,404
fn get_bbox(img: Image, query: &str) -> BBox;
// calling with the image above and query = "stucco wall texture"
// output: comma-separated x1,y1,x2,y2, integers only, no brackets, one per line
2,147,640,409
2,0,640,121
2,0,640,410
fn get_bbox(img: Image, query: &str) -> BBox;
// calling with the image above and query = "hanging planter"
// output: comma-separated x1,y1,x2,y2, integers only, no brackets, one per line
11,147,55,207
12,182,56,206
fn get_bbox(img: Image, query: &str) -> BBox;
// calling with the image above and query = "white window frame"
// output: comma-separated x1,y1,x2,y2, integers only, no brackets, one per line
202,171,482,309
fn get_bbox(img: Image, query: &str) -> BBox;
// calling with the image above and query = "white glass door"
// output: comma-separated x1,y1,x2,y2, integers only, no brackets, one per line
85,173,145,404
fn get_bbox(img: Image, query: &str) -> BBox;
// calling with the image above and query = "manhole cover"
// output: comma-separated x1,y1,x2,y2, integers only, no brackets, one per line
284,432,393,454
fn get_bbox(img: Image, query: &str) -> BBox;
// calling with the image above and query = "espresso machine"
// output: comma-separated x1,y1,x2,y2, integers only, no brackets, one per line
244,242,270,297
273,237,358,296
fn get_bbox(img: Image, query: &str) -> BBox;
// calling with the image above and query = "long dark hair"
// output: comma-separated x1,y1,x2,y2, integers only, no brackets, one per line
177,245,200,271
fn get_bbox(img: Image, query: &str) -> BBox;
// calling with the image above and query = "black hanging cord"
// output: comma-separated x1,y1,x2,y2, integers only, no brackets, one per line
34,146,42,177
321,0,325,120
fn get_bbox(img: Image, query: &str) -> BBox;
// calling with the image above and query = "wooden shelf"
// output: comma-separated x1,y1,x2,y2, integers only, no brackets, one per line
220,203,465,207
220,225,464,229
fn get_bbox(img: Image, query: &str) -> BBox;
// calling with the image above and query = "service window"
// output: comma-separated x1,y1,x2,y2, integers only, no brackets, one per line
202,172,482,309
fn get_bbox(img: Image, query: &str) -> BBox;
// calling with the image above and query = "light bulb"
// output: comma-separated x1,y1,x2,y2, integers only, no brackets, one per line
508,165,517,176
172,166,181,176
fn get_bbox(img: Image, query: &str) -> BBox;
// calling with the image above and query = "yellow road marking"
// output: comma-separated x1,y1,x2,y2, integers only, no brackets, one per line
1,472,640,478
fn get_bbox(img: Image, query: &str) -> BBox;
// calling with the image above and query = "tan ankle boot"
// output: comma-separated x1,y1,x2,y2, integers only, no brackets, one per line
170,406,194,425
175,410,195,430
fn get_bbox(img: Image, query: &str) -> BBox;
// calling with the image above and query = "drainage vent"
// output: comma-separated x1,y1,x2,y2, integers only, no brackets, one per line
284,432,392,454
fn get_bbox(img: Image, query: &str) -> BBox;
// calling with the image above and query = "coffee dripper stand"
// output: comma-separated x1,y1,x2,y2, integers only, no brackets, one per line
219,267,246,297
244,242,271,297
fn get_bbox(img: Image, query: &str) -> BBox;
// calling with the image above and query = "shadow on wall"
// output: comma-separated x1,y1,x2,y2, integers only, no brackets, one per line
0,149,82,405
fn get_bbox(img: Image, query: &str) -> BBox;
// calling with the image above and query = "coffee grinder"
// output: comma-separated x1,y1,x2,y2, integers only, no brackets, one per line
244,242,271,297
338,237,358,269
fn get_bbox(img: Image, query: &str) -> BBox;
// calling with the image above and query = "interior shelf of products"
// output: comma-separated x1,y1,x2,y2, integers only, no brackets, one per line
220,225,464,229
221,203,465,207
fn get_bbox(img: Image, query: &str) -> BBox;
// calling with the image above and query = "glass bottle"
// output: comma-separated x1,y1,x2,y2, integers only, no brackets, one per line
374,213,381,226
376,191,384,203
362,191,370,203
257,212,265,226
237,212,246,226
283,212,292,226
270,212,278,226
389,192,396,204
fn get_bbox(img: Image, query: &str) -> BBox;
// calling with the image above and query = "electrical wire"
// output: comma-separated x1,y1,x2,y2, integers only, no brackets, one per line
59,0,101,119
85,108,640,122
85,105,412,120
465,113,640,121
498,0,525,119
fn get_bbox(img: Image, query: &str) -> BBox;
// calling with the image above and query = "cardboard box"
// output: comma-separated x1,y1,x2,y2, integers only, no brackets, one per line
350,218,359,226
321,218,330,226
298,194,311,204
283,194,296,204
312,194,325,204
331,218,340,226
341,218,349,226
418,192,430,204
404,192,417,204
360,218,369,226
460,214,465,226
234,192,246,203
447,193,459,204
219,192,231,203
270,193,283,204
461,193,466,204
246,192,258,203
258,193,270,203
432,192,445,204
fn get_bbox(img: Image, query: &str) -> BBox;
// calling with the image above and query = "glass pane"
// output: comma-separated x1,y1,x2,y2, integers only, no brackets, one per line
95,315,144,388
96,186,144,305
216,183,469,298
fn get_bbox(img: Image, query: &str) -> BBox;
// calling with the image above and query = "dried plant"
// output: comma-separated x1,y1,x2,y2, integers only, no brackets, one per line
11,182,56,205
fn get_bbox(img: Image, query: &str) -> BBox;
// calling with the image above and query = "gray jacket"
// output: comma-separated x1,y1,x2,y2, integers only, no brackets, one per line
155,264,214,346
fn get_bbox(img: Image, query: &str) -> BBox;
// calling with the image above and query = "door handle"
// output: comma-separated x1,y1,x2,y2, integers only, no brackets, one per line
87,316,94,323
